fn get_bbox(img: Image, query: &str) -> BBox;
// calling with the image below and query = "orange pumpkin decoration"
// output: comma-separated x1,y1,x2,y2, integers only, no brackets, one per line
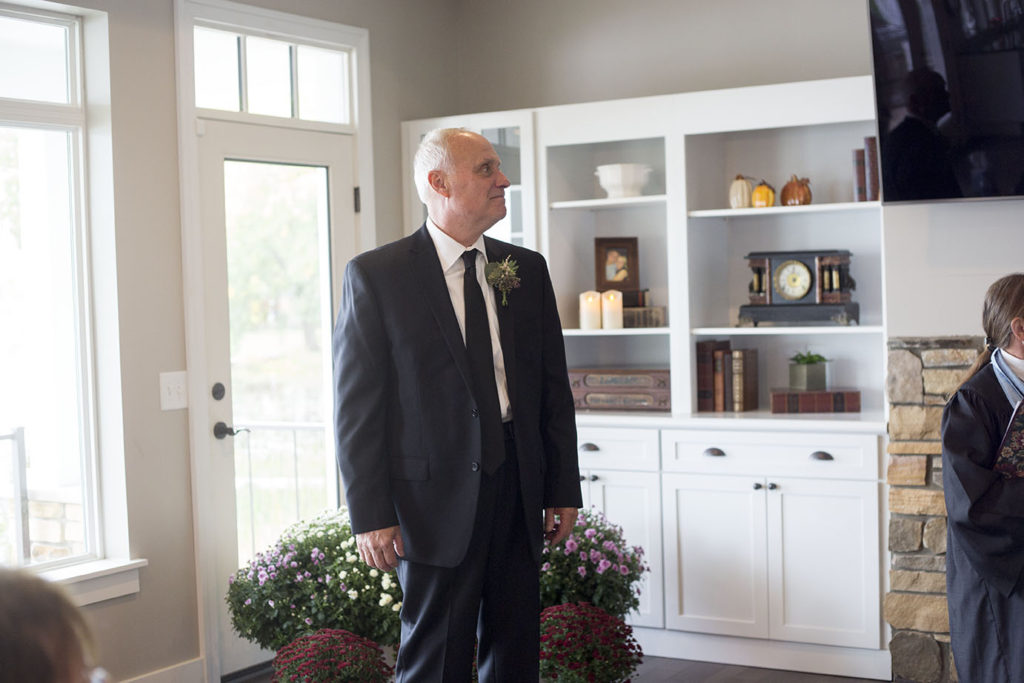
781,175,812,206
751,180,775,207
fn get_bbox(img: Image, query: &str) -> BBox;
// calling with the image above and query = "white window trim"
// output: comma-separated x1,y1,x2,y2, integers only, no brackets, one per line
174,2,375,679
2,0,144,601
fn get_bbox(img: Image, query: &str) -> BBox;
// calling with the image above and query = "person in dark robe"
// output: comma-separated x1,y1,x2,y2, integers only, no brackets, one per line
943,273,1024,681
881,67,962,201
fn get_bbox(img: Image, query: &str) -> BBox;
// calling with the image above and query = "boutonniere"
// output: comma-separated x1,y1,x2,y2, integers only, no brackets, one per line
485,255,521,307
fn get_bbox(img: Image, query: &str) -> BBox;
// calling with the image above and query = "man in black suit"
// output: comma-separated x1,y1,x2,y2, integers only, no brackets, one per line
333,128,582,681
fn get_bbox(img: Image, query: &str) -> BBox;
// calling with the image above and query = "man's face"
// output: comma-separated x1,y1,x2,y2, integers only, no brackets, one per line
443,133,510,234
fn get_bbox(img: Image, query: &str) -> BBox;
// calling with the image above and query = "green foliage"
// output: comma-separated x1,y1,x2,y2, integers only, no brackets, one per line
539,507,648,621
226,508,402,650
539,602,643,683
789,351,828,364
271,628,393,683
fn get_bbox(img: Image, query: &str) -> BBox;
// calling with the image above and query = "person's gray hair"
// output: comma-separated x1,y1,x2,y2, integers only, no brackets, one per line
413,128,465,205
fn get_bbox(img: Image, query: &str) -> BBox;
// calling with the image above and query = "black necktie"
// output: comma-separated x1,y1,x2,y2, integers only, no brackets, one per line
462,250,505,474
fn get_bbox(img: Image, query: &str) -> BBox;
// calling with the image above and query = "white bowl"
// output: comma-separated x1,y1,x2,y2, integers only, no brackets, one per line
595,163,652,198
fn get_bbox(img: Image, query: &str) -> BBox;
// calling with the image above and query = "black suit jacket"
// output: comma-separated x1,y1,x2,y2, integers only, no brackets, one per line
333,225,582,567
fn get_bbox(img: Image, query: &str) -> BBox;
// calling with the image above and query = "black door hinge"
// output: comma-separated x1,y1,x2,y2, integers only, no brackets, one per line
353,186,361,213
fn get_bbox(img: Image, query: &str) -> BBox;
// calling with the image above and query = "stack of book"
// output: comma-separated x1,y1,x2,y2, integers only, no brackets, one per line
695,339,759,412
620,289,666,329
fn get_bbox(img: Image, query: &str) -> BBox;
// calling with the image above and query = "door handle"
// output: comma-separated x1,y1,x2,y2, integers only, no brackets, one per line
214,422,249,439
579,442,600,452
703,447,726,457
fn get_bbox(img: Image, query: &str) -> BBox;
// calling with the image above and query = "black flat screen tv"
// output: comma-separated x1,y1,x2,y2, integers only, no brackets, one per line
869,0,1024,202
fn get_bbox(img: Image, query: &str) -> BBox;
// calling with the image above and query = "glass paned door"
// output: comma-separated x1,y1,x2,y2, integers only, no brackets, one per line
223,160,337,566
197,119,355,675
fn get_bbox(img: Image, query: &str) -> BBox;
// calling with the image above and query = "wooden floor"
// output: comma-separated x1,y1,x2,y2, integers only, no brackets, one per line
234,655,882,682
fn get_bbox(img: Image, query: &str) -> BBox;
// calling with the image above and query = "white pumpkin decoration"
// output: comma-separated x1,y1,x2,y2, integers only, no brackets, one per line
729,175,753,209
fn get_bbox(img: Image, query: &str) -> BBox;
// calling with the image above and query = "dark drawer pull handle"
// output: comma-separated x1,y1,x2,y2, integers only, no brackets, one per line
768,482,779,490
579,442,600,452
703,447,726,457
589,474,599,481
753,482,763,490
579,475,586,482
810,451,834,461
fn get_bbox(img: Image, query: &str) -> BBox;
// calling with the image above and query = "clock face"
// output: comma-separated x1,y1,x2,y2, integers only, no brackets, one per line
774,259,812,301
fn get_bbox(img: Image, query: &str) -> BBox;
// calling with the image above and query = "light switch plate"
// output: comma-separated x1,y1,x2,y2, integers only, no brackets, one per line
159,371,188,410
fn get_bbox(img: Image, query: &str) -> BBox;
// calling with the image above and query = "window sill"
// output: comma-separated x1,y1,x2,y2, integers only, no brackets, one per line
42,558,149,607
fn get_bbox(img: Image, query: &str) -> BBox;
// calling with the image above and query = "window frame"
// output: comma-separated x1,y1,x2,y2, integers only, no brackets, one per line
1,1,145,602
192,20,357,132
0,4,104,572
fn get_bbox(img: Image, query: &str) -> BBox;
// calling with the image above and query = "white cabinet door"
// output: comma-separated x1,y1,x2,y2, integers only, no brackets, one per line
765,477,880,649
587,469,663,628
662,473,768,638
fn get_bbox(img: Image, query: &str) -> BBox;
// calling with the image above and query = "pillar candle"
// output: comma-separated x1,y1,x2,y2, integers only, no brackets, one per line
579,291,602,330
601,290,623,329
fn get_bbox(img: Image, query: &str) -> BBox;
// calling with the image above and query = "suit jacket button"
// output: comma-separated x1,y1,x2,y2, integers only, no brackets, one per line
471,408,479,418
471,462,480,472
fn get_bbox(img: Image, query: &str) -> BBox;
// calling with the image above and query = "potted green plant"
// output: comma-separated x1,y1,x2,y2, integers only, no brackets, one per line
789,351,828,391
226,507,402,651
539,507,648,621
538,602,643,683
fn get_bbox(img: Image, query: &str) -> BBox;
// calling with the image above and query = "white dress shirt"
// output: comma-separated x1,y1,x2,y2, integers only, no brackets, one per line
425,218,512,421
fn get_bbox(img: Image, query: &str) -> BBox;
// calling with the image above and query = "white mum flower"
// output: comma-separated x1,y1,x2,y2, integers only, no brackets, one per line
347,589,358,599
392,603,401,612
345,553,357,563
369,569,379,578
379,593,393,607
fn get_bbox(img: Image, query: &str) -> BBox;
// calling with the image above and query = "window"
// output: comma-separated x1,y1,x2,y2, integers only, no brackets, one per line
0,7,98,570
193,25,352,125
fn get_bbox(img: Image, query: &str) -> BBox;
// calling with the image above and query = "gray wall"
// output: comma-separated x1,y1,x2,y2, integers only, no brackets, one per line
452,0,874,113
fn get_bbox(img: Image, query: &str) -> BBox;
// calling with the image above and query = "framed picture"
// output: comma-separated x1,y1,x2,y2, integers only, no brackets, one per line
594,237,639,291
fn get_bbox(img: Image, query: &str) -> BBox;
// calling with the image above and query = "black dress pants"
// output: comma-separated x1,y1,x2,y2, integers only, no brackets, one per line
395,432,538,683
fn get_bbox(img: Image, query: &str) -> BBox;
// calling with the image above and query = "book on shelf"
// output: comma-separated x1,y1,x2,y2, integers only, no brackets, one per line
731,348,759,412
695,339,730,412
769,388,861,414
994,400,1024,478
864,136,880,201
852,148,867,202
720,350,734,413
623,306,666,328
712,348,731,412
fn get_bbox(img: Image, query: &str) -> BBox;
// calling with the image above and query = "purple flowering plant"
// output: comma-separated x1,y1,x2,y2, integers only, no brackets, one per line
539,602,642,683
226,508,402,651
271,628,393,683
539,507,648,620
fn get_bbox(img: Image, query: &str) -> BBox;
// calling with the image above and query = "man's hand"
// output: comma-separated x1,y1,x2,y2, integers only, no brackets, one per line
355,525,404,571
544,507,578,545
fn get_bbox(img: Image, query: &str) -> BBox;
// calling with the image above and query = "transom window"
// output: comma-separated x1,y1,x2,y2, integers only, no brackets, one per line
193,26,351,125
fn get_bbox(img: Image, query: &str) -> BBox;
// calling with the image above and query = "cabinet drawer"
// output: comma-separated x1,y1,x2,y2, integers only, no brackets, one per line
660,429,878,480
577,427,660,471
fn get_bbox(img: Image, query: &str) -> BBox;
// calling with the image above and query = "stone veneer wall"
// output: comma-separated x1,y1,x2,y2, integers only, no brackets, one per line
885,337,982,683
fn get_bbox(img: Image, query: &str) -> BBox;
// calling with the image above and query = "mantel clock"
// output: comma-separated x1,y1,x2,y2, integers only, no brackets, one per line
738,249,858,325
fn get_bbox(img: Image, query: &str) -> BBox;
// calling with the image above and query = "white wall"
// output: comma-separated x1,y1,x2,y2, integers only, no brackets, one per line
883,201,1023,337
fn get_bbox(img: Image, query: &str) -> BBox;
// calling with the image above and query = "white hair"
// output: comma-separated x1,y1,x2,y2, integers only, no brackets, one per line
412,128,466,205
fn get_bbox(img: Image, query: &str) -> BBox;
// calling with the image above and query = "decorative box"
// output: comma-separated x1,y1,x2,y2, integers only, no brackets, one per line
568,368,670,412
